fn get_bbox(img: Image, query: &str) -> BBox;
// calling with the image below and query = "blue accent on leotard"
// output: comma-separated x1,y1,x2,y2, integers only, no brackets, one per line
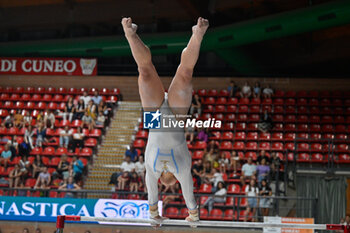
153,148,179,174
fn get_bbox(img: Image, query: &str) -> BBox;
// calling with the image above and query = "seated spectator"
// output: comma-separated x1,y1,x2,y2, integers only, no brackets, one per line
259,179,272,217
86,100,97,120
258,110,273,133
71,127,85,151
58,176,81,198
36,122,48,147
82,111,95,131
192,159,204,186
184,125,195,143
203,181,227,212
257,150,270,165
8,136,19,157
63,97,75,122
135,155,145,188
229,151,240,176
270,152,282,181
120,155,135,174
262,85,274,99
207,168,224,192
34,166,51,189
202,160,212,184
228,80,239,97
75,99,85,120
197,128,209,142
23,111,32,128
98,100,109,116
54,154,70,180
2,113,14,128
44,109,55,129
162,182,182,206
253,82,261,99
14,110,24,128
36,110,44,122
95,111,106,126
218,152,229,174
0,144,12,169
70,156,84,182
190,94,202,116
59,126,73,148
92,90,103,105
9,164,22,188
117,171,130,191
32,154,45,178
24,125,35,149
240,81,252,98
19,156,31,181
204,148,219,167
129,172,141,192
240,157,257,185
257,158,270,183
125,146,138,162
244,179,259,222
80,91,91,107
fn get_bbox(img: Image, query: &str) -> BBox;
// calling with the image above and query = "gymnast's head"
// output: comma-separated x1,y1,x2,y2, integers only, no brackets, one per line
160,172,177,186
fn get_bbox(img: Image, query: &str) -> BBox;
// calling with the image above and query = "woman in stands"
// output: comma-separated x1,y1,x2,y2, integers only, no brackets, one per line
259,179,272,217
32,154,45,178
122,16,209,223
75,99,86,120
63,96,75,122
244,179,259,222
203,181,227,212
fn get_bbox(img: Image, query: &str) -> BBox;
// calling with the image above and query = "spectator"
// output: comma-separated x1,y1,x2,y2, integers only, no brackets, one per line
204,148,217,166
22,228,29,233
98,100,109,116
240,157,257,185
23,111,32,128
207,168,224,191
270,152,281,181
197,128,209,142
162,182,182,206
63,97,75,122
258,110,273,133
240,81,252,98
337,218,346,233
44,109,55,129
75,99,85,120
253,82,261,99
117,171,130,191
95,111,106,126
34,166,51,189
58,176,81,198
228,80,239,97
86,100,97,120
184,125,195,143
203,181,227,212
59,125,72,148
19,156,31,182
70,156,84,182
36,122,47,147
120,155,135,173
36,110,44,122
190,94,202,116
192,159,204,186
2,113,14,128
259,179,272,217
82,111,95,131
55,154,70,180
202,160,212,184
125,146,138,162
71,127,85,152
218,152,229,174
345,215,350,225
8,136,19,157
80,91,91,107
92,90,103,105
9,164,22,188
32,154,45,178
229,151,240,177
244,179,259,222
257,150,270,165
14,110,24,128
24,125,35,149
135,155,145,187
129,172,141,192
0,144,12,169
262,85,274,99
257,158,270,183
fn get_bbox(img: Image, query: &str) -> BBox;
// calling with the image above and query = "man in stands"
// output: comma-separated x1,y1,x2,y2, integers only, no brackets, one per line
70,156,84,183
80,91,91,107
240,157,257,185
0,144,12,170
92,90,103,105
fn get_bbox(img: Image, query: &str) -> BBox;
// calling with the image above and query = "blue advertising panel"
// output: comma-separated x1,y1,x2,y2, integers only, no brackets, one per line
0,196,162,225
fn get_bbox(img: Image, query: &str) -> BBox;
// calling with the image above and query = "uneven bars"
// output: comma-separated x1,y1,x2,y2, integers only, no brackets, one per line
56,215,349,233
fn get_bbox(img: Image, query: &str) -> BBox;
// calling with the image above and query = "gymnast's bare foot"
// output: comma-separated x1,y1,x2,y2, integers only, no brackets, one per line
192,17,209,40
121,17,138,38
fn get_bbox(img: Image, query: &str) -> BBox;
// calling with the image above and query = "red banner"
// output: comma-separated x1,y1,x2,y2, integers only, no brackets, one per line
0,57,97,76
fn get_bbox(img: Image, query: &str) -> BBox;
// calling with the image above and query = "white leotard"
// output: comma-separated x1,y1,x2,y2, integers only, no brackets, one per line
145,93,197,210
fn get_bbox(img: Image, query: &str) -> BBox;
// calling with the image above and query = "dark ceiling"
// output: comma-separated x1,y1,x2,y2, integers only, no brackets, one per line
0,0,349,77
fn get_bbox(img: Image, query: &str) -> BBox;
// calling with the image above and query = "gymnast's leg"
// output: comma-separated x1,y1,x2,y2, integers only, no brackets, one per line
168,17,209,115
121,17,164,110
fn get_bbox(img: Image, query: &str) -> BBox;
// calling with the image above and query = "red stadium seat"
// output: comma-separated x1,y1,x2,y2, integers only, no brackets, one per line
199,184,212,193
55,147,68,156
133,139,145,149
204,105,214,113
250,105,260,113
208,209,223,220
311,153,325,163
271,133,283,141
227,184,241,194
297,98,307,105
220,141,233,150
10,94,20,101
223,122,234,131
237,114,247,122
284,143,295,151
42,147,55,156
50,157,60,166
271,142,283,151
247,132,258,141
222,132,234,140
310,143,323,152
223,209,234,221
225,114,235,122
193,141,207,150
165,207,179,218
246,142,257,150
14,87,24,94
336,144,349,153
79,148,92,157
297,153,310,162
234,132,245,140
250,98,261,105
89,129,102,137
216,97,227,105
238,105,248,113
259,142,270,150
273,114,284,122
247,123,258,131
259,132,270,141
215,105,225,113
285,91,296,98
297,106,308,114
285,115,296,123
226,105,237,113
236,123,246,131
227,97,238,105
207,89,218,97
262,98,272,105
25,178,37,188
203,97,215,105
297,115,308,123
219,89,229,97
297,143,310,152
197,89,206,97
30,147,42,156
200,208,209,220
285,98,296,105
239,98,249,105
336,154,350,163
192,151,204,160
